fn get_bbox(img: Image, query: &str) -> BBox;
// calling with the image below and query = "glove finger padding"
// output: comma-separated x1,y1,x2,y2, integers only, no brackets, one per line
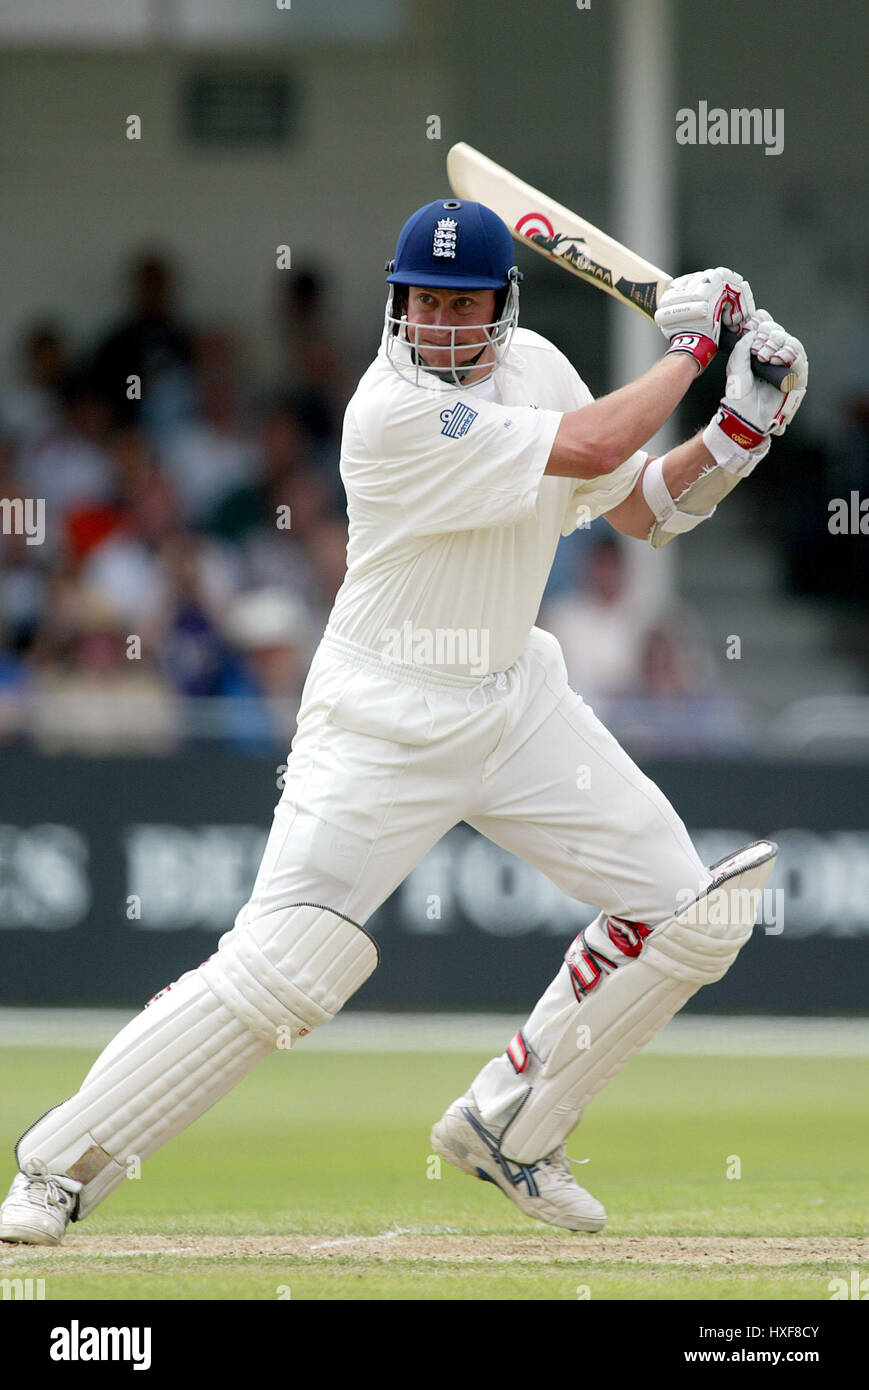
655,268,754,333
722,320,808,437
746,313,807,377
711,265,756,331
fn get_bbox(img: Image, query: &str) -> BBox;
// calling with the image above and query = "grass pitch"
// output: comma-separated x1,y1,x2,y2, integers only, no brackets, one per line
0,1039,866,1300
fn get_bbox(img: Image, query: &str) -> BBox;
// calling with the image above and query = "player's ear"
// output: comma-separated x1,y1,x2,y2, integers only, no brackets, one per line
493,267,522,323
386,284,408,335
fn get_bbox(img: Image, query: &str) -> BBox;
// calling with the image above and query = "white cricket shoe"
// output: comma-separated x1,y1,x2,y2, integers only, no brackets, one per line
0,1168,81,1246
430,1096,606,1233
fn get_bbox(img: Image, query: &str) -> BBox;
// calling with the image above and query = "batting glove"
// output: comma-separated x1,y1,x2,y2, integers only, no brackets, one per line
703,311,808,475
655,267,755,373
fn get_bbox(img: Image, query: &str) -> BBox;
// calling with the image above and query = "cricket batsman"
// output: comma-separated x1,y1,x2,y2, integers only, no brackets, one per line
0,198,806,1242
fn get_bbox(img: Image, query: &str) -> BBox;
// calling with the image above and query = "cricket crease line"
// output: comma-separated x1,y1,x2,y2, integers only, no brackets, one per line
307,1227,416,1251
0,1248,189,1261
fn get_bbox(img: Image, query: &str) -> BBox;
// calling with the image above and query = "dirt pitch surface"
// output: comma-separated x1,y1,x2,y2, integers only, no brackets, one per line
12,1233,868,1266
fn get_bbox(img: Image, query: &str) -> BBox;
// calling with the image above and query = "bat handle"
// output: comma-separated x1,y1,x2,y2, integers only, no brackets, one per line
718,326,791,388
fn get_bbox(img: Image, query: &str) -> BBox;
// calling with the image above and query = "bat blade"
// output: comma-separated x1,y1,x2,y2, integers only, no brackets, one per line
447,142,793,390
447,141,669,322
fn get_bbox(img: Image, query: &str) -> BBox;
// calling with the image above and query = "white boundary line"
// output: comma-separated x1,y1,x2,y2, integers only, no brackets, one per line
0,1009,867,1055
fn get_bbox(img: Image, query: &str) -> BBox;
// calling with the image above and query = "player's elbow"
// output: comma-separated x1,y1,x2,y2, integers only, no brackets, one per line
582,437,623,476
547,418,622,479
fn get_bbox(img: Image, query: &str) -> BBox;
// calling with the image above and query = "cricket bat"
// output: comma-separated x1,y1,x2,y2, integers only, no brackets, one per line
447,142,793,389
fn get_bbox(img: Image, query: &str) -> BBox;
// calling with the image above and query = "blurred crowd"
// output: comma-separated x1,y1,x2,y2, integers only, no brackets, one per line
0,253,352,753
0,249,804,757
539,533,757,756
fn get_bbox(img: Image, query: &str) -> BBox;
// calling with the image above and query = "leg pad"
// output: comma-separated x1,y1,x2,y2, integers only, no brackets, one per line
493,841,777,1163
16,903,378,1219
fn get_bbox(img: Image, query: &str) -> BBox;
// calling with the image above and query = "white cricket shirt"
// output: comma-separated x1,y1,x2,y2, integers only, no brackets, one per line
325,326,646,675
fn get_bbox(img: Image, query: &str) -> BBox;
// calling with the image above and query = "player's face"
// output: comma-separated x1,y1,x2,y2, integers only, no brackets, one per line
404,286,498,380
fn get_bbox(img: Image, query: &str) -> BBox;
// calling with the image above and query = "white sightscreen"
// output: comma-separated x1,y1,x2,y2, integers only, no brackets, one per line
0,0,407,45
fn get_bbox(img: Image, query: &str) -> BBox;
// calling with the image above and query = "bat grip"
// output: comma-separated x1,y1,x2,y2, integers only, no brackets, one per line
718,326,790,388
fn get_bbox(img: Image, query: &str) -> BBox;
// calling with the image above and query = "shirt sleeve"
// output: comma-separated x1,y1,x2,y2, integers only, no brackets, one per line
560,448,649,536
345,380,562,536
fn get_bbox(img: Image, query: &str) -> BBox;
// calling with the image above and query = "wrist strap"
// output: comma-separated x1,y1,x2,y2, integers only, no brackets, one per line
715,406,767,450
703,414,771,476
665,332,717,372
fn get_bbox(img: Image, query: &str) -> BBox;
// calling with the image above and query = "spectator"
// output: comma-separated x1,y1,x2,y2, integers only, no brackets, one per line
1,322,71,451
0,613,32,743
160,328,259,526
276,266,352,446
29,586,179,755
14,371,115,560
604,621,758,756
89,251,195,431
76,427,187,627
217,587,315,750
539,533,651,702
208,395,333,596
303,515,349,638
144,533,241,698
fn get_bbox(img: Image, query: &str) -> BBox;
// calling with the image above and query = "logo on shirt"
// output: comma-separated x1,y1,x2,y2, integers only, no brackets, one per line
440,401,478,438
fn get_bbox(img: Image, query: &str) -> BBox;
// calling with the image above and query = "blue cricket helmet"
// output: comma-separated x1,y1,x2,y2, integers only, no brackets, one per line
383,198,522,387
386,198,516,289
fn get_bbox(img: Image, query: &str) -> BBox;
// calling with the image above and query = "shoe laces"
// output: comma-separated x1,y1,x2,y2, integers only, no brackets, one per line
21,1174,72,1212
539,1144,590,1188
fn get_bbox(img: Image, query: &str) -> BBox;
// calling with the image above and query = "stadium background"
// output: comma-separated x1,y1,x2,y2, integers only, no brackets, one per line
0,0,866,1018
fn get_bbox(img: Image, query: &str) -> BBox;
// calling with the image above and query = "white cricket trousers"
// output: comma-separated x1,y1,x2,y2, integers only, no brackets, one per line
16,623,712,1212
243,625,711,1124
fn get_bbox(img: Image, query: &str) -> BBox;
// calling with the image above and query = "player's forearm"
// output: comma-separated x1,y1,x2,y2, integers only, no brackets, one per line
661,431,721,506
608,313,808,544
545,352,698,480
605,432,721,540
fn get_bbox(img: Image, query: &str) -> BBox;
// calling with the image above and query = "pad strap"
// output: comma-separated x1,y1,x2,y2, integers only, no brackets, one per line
642,453,717,546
